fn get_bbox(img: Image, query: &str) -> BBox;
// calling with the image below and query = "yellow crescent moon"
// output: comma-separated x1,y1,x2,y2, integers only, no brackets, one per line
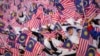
88,48,95,52
19,36,26,43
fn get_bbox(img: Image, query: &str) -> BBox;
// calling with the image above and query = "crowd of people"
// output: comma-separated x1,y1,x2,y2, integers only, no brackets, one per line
0,0,100,56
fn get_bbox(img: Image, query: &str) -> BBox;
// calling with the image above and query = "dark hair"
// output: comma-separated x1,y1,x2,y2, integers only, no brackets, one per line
92,19,100,25
19,49,25,54
66,26,73,31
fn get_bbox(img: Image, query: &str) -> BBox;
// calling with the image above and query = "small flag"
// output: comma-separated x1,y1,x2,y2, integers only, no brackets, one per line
8,32,16,41
74,0,84,13
85,45,96,56
76,25,90,56
17,33,27,45
55,3,64,11
62,39,73,49
81,28,89,40
25,38,44,56
4,51,12,56
26,38,36,52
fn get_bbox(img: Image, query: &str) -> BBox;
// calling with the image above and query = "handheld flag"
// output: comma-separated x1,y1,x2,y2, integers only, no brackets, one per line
17,33,27,45
81,28,89,40
85,45,96,56
4,51,12,56
26,38,36,52
84,0,89,7
74,0,89,13
62,39,73,49
8,32,16,41
76,24,90,56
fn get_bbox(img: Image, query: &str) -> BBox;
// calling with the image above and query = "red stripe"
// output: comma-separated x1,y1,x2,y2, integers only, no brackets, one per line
0,48,5,54
86,4,96,19
24,42,44,56
76,38,89,56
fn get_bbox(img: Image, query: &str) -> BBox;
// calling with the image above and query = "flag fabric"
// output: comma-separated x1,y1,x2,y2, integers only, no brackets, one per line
85,4,97,19
25,37,44,56
74,0,84,13
85,45,96,56
0,48,5,54
61,0,81,20
55,3,64,11
27,14,41,29
96,49,100,56
62,39,73,49
8,32,16,41
17,33,27,45
74,0,89,14
76,27,90,56
9,48,19,56
38,51,46,56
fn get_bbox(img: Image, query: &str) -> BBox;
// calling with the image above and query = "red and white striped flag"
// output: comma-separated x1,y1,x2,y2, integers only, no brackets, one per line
27,14,41,29
76,38,89,56
24,42,44,56
85,4,97,19
61,0,81,19
0,48,5,54
76,27,91,56
10,48,19,56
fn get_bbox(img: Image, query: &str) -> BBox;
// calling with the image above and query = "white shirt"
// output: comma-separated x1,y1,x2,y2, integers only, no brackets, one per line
67,29,79,44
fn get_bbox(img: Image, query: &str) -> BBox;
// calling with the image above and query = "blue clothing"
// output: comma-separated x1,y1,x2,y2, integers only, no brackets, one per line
89,28,100,40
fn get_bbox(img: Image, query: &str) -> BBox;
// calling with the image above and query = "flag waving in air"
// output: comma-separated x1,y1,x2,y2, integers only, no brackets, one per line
74,0,89,14
17,33,28,45
76,25,90,56
25,37,44,56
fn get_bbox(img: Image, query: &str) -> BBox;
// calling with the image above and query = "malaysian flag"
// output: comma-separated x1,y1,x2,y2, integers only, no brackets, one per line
76,27,90,56
27,14,41,29
85,45,96,56
74,0,89,14
85,4,97,19
9,17,24,30
61,0,81,20
41,15,51,26
9,47,19,56
17,33,28,45
24,37,44,56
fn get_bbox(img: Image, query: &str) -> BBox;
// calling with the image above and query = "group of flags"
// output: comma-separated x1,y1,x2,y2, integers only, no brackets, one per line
0,0,99,56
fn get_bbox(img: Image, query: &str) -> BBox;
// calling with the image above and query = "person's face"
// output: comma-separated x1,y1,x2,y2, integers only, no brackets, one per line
68,29,73,35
